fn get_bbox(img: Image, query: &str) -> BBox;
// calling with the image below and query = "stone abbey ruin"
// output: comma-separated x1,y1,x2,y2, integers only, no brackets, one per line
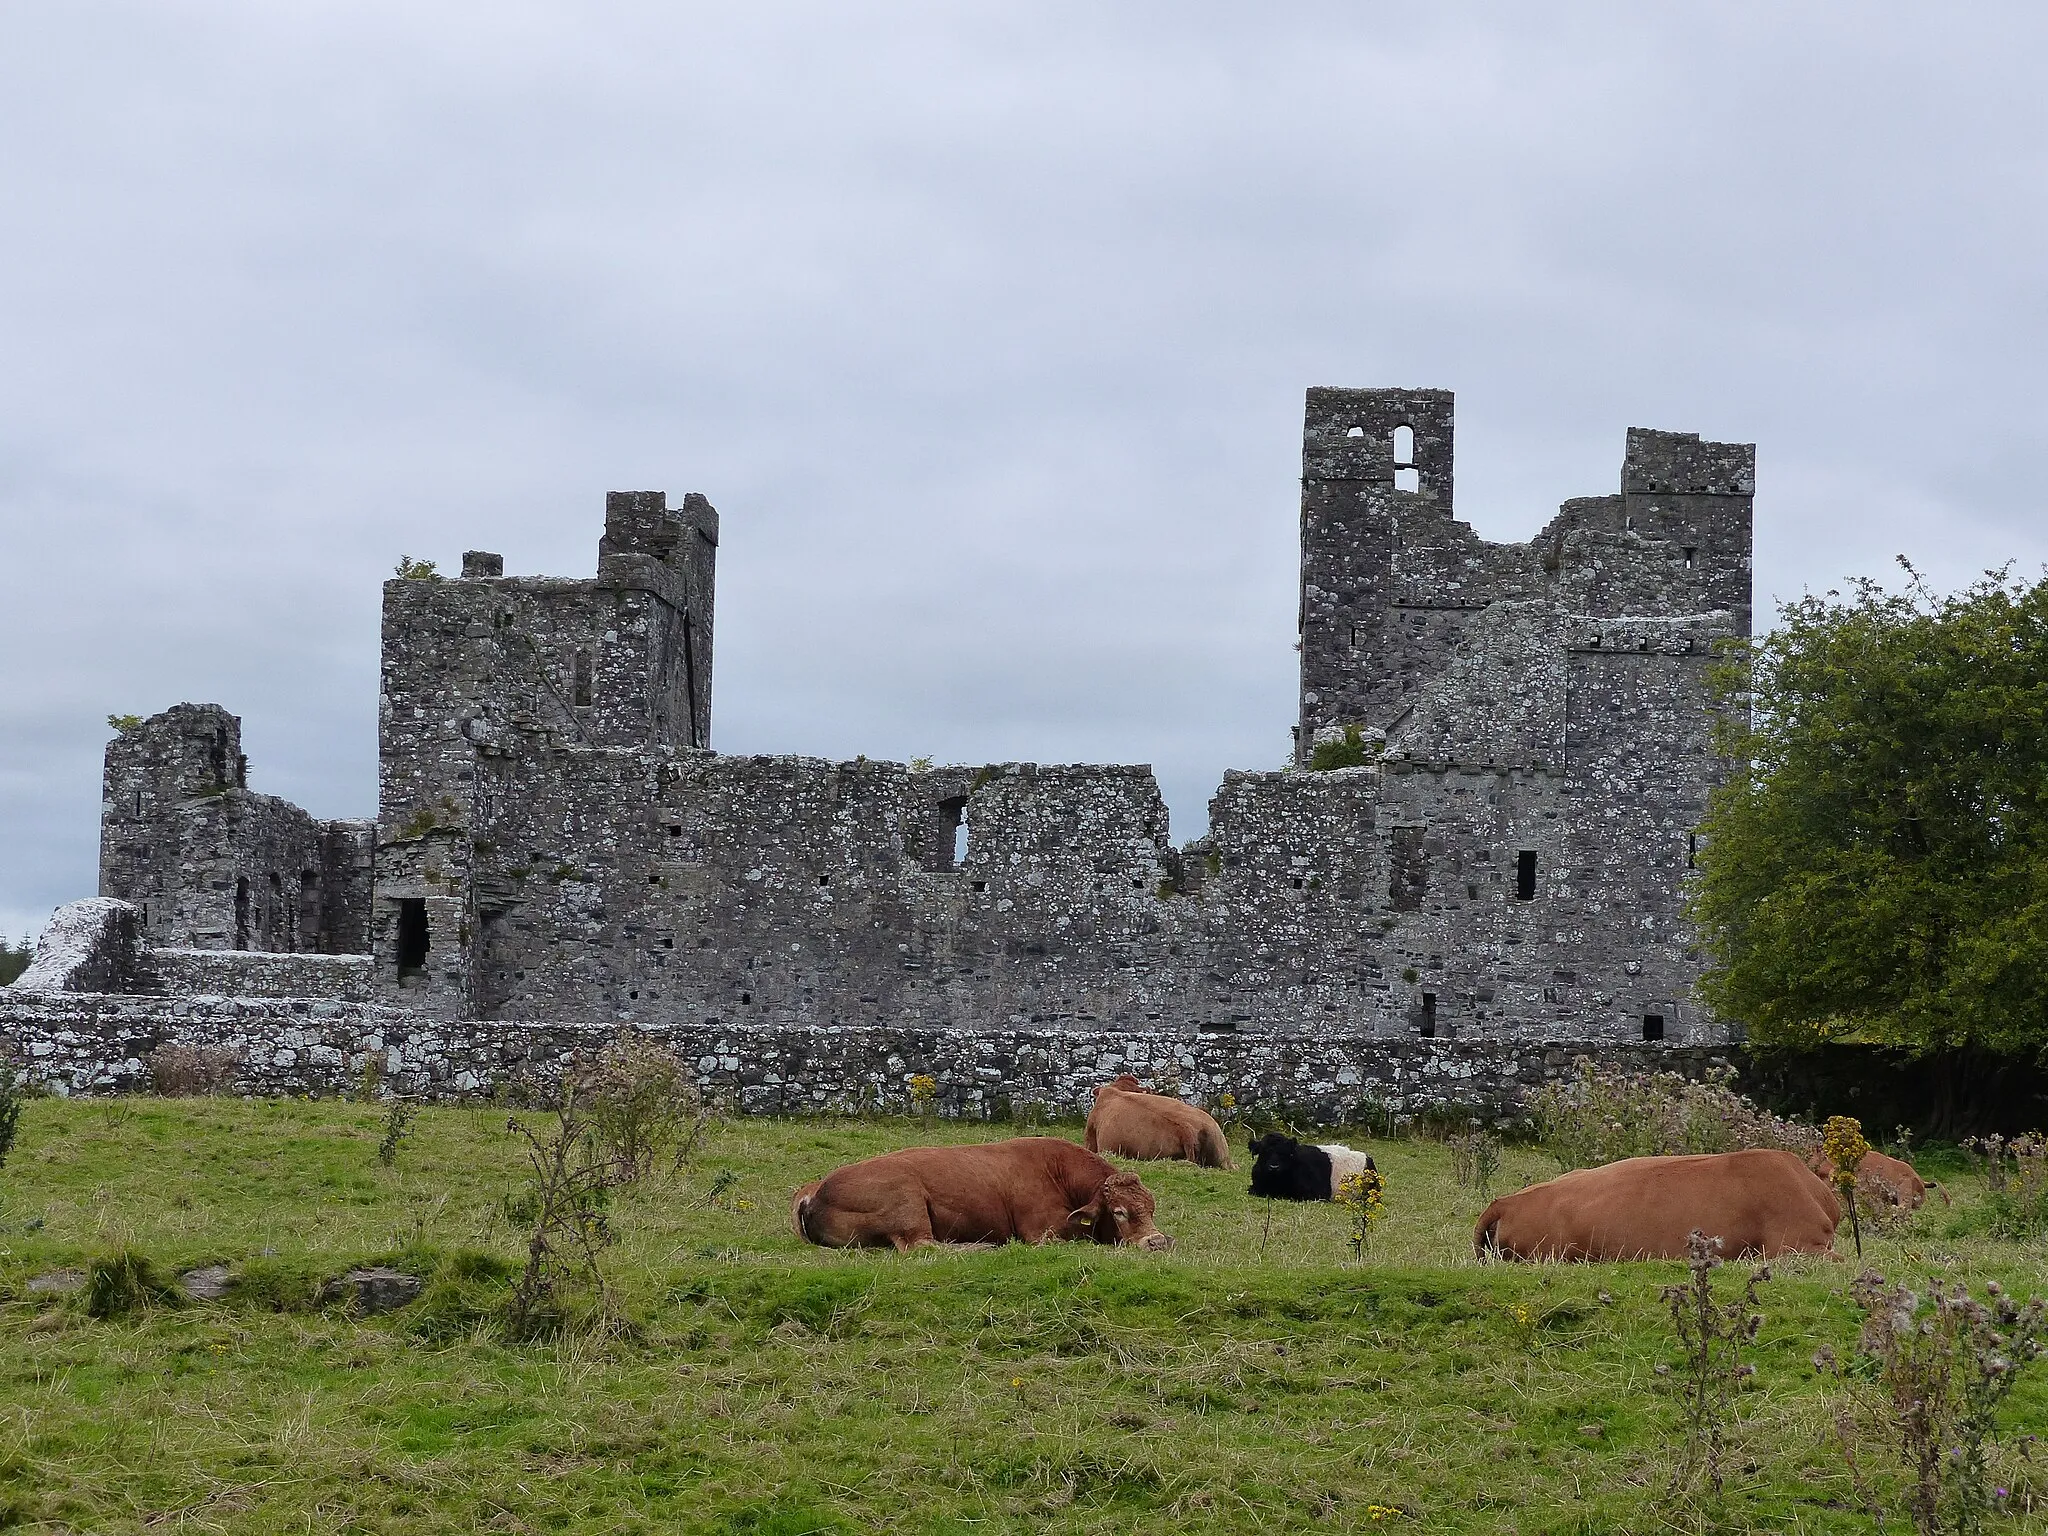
5,387,1755,1110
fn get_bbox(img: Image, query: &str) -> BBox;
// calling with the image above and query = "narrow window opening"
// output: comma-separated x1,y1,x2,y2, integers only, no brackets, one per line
134,788,142,818
1682,546,1696,570
210,728,229,788
296,876,319,950
572,649,594,707
1516,850,1538,901
740,991,752,1004
268,871,285,947
395,898,430,974
1643,1014,1666,1042
1687,832,1698,871
1392,425,1414,464
1625,514,1634,531
1345,424,1365,438
234,878,250,951
1420,992,1437,1038
667,824,682,837
931,796,968,872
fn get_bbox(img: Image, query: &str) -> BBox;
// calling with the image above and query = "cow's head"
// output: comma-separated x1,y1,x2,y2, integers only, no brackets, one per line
1247,1132,1303,1195
1072,1169,1173,1250
1097,1074,1146,1100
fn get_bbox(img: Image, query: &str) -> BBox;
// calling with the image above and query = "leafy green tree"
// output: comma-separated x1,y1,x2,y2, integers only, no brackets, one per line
0,934,30,987
1691,563,2048,1057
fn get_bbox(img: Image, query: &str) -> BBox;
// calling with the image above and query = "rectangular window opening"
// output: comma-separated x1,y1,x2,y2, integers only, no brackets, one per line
572,649,594,707
929,795,968,872
1516,850,1537,901
396,898,430,974
297,871,321,954
1643,1014,1666,1042
1420,992,1437,1039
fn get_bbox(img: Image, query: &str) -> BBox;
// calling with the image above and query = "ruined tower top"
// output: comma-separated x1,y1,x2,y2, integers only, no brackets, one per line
1295,389,1753,765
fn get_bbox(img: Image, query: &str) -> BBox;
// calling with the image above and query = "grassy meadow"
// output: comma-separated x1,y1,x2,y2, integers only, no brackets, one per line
1,1096,2045,1534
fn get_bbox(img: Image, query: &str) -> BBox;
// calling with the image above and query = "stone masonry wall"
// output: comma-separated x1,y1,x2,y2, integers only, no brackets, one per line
0,989,1731,1126
100,705,373,954
71,388,1752,1057
372,490,718,1018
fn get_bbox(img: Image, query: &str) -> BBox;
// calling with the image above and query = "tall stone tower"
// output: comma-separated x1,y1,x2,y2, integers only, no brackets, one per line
371,490,720,1016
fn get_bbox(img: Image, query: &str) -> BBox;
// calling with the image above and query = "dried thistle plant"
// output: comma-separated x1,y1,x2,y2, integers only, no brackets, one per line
1656,1230,1769,1500
1530,1058,1812,1172
1817,1273,2048,1535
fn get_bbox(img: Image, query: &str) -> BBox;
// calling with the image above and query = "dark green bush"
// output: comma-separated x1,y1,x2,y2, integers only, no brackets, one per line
1307,724,1376,771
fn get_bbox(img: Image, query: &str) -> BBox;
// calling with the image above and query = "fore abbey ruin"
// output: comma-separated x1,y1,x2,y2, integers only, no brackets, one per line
4,388,1757,1109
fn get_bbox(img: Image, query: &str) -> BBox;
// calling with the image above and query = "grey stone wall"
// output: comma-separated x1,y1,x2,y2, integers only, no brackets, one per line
76,388,1752,1053
146,950,375,1002
100,705,373,953
373,490,719,1018
0,988,1731,1125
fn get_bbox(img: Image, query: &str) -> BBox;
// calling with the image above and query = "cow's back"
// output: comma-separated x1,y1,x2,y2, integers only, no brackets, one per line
1088,1089,1232,1169
1478,1149,1839,1261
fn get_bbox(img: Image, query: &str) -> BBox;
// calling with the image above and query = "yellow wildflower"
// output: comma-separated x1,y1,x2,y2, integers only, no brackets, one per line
1821,1115,1869,1191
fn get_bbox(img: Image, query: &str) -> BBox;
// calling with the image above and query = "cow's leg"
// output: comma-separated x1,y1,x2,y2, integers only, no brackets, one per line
880,1201,939,1252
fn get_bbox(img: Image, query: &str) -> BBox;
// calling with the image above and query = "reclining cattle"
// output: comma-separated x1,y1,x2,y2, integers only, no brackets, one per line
1474,1148,1840,1261
1804,1147,1944,1210
1247,1132,1376,1200
1085,1075,1233,1169
792,1136,1175,1252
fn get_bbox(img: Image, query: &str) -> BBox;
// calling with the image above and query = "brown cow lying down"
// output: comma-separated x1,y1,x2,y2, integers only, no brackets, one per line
1085,1075,1233,1169
1804,1148,1944,1210
793,1136,1174,1252
1475,1149,1840,1261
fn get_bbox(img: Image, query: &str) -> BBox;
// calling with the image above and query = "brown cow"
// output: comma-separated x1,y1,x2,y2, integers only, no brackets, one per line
792,1136,1174,1252
1085,1075,1234,1169
1475,1149,1840,1262
1804,1148,1944,1210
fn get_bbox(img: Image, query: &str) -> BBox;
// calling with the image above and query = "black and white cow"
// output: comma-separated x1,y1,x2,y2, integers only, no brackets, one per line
1247,1133,1375,1201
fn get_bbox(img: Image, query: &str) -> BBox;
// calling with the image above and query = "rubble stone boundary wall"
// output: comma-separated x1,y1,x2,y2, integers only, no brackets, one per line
0,991,1730,1123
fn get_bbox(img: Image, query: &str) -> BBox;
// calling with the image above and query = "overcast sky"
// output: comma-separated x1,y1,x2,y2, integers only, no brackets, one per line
4,3,2045,943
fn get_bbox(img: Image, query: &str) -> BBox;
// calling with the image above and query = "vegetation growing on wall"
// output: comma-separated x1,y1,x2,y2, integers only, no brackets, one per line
1692,564,2048,1056
1307,723,1378,771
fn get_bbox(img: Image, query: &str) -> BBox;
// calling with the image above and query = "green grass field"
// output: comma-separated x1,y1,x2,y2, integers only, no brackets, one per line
1,1097,2044,1534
